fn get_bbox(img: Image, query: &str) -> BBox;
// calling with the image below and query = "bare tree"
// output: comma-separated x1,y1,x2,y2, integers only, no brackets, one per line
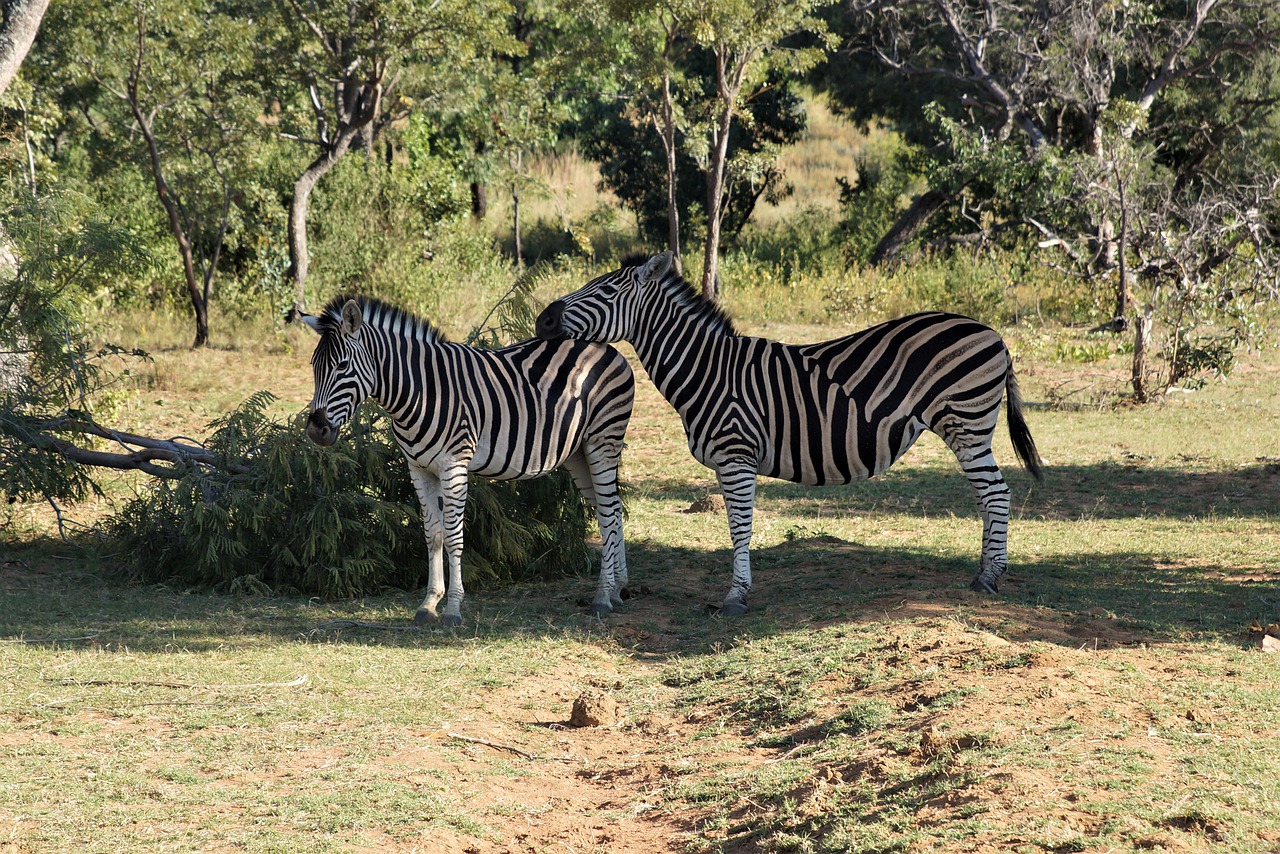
280,0,386,320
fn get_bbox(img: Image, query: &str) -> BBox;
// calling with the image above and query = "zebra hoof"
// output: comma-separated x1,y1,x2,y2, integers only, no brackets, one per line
591,602,613,618
441,613,463,628
969,577,999,594
720,601,749,617
413,607,435,625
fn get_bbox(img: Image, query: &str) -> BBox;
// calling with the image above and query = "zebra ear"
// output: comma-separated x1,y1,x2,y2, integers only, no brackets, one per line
340,300,363,338
300,313,323,333
640,251,674,284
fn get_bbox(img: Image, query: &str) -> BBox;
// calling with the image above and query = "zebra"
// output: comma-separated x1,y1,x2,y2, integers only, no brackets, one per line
535,251,1043,616
303,296,635,626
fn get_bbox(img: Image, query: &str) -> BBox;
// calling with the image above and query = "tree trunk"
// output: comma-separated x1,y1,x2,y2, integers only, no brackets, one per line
287,104,378,317
660,71,682,275
1131,303,1153,403
130,101,209,348
702,54,738,302
1110,230,1128,321
0,0,49,98
869,188,952,267
512,182,523,271
471,138,488,219
701,140,727,301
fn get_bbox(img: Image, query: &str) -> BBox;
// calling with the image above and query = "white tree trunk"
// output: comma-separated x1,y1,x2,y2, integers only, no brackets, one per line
0,0,49,98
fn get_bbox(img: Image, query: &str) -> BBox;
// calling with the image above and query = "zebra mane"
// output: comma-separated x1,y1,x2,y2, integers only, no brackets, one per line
624,253,738,337
315,295,447,343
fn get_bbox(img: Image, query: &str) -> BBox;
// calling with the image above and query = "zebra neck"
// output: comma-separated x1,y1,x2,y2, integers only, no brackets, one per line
631,297,729,401
365,326,439,420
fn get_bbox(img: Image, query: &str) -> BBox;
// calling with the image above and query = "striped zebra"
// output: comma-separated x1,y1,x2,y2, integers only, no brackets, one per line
535,252,1043,615
303,296,634,626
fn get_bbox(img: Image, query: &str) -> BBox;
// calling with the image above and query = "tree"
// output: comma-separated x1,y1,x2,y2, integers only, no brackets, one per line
824,0,1280,399
1082,102,1280,401
34,0,269,348
827,0,1280,273
581,66,806,248
0,0,49,98
273,0,512,318
686,0,832,299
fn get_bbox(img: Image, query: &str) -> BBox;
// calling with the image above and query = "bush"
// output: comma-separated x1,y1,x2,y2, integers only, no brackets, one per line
108,392,594,598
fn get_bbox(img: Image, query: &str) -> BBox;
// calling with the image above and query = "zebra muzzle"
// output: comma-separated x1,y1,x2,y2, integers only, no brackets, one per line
534,301,566,339
306,409,339,447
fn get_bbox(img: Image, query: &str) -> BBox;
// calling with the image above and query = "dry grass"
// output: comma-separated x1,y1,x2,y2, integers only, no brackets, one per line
754,91,877,226
5,308,1280,852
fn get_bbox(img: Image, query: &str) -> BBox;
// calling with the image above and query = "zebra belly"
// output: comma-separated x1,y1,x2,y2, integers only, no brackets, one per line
761,412,926,486
468,414,590,479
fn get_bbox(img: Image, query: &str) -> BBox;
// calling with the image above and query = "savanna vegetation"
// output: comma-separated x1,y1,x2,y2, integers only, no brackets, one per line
2,0,1280,851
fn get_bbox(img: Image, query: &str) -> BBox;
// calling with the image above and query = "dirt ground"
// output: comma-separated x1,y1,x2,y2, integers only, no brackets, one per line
374,534,1276,854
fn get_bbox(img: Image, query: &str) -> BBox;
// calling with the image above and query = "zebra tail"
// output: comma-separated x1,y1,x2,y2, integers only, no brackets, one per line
1005,364,1044,482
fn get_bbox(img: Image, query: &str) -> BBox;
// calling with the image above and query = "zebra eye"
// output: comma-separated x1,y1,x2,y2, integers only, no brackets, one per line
336,359,351,373
598,283,619,298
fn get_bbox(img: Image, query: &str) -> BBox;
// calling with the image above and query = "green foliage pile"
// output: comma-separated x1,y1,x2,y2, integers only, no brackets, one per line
108,393,593,598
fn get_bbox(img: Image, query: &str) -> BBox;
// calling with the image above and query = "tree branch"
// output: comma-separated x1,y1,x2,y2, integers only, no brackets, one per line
27,416,249,478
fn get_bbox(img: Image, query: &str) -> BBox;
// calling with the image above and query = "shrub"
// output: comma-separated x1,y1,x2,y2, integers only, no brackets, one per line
108,392,593,598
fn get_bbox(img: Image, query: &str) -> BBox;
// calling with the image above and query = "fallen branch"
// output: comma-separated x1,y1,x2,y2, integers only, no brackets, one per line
25,416,250,479
56,674,310,690
446,732,579,763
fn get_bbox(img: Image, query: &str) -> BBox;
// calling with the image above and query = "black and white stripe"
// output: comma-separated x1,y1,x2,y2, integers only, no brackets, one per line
536,252,1042,615
304,296,634,625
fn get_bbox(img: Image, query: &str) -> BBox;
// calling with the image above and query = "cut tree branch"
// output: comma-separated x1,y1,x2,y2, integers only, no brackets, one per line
27,416,249,478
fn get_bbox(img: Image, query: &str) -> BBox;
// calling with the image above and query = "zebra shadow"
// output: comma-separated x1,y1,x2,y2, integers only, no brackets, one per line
583,531,1277,659
2,504,1273,657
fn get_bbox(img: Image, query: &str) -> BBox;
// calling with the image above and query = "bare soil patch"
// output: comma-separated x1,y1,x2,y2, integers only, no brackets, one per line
348,534,1277,851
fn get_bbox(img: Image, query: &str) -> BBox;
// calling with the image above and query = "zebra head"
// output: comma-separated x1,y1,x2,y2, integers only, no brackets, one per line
302,298,373,447
536,251,674,342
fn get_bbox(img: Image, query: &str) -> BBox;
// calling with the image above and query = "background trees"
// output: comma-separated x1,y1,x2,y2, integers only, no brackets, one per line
33,0,273,348
821,0,1280,397
14,0,1272,332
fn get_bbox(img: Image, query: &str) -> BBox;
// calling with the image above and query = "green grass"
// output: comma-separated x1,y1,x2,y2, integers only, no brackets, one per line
7,203,1280,851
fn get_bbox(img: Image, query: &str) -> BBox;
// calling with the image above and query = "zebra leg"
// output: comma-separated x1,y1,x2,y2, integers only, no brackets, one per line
439,466,470,628
564,450,622,616
408,465,447,625
589,442,628,608
953,444,1012,594
717,465,758,616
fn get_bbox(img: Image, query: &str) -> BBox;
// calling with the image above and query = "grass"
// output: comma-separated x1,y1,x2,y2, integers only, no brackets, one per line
7,313,1280,851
